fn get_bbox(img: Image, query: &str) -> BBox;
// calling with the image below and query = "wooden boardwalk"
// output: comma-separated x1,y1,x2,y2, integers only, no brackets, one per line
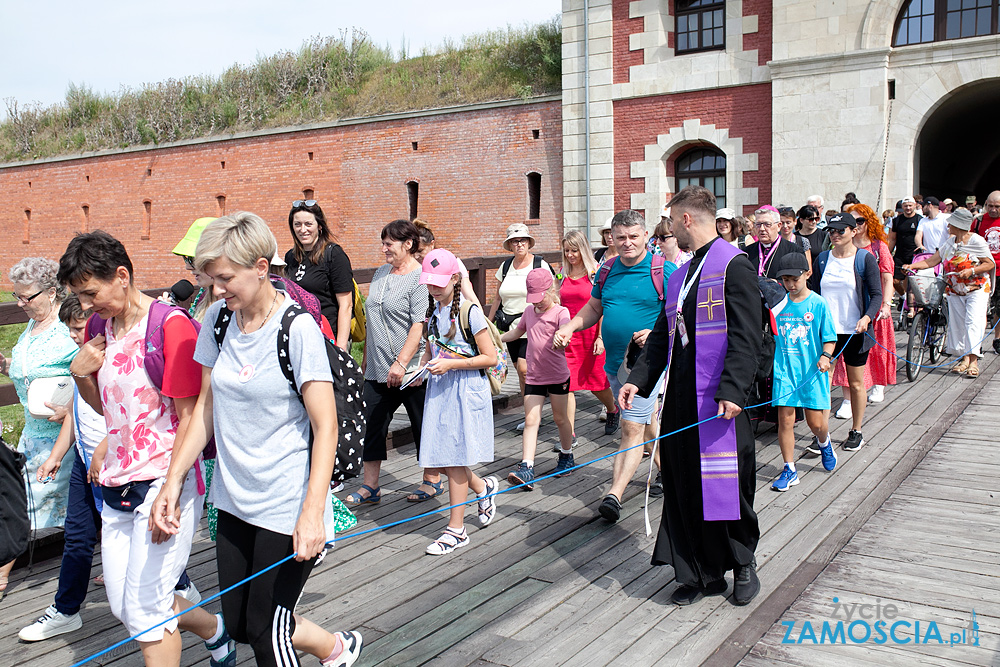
2,333,1000,666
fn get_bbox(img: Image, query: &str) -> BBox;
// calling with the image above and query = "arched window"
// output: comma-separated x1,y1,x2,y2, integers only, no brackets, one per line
675,147,726,209
894,0,999,47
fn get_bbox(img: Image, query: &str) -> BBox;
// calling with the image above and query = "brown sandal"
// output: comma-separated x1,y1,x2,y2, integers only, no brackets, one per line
967,366,980,378
953,360,970,374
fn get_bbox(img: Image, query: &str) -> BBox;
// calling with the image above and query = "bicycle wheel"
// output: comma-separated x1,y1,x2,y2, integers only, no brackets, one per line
929,309,947,363
906,310,928,382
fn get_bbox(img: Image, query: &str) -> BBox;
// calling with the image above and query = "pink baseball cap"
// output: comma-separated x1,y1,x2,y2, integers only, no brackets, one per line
419,248,461,287
525,267,553,303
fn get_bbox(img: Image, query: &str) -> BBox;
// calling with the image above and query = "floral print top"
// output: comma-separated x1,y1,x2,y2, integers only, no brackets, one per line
96,311,201,486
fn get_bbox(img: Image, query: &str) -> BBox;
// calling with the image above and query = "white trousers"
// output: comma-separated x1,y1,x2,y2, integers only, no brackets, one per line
946,289,988,358
101,472,203,642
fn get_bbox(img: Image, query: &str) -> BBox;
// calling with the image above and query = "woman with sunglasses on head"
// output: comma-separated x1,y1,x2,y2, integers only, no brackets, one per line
809,213,883,454
652,216,692,270
283,200,355,350
0,258,79,597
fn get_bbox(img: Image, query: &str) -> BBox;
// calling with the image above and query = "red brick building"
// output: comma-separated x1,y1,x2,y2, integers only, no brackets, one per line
0,96,563,289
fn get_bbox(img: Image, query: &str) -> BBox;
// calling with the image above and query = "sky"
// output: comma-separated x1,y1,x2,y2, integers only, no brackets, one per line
0,0,562,116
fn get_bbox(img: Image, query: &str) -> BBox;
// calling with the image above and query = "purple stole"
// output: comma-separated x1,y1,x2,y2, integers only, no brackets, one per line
663,238,743,521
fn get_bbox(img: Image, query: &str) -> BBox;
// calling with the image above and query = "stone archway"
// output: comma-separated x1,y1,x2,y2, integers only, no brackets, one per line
630,120,758,223
915,78,1000,200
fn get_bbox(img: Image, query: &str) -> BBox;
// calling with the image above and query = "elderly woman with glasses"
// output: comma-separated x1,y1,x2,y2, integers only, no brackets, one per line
0,258,79,594
283,200,355,350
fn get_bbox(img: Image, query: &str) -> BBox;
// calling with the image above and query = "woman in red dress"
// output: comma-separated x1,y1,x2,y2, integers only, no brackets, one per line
559,231,618,431
832,203,897,418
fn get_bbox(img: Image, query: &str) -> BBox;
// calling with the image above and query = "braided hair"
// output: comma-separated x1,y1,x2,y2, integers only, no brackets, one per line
424,273,463,340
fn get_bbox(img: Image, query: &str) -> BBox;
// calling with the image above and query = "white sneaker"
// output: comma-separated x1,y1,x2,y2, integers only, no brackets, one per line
834,399,852,420
19,605,83,641
176,581,201,605
868,385,885,403
599,407,608,422
516,421,525,431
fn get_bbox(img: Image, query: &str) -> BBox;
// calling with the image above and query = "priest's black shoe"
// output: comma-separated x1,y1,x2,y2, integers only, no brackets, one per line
670,579,727,606
732,561,760,606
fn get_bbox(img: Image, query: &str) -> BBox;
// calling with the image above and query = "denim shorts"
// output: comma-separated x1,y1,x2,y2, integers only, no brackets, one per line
607,371,665,426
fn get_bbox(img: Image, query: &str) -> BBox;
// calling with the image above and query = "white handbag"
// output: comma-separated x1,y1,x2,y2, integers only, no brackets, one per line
27,376,74,419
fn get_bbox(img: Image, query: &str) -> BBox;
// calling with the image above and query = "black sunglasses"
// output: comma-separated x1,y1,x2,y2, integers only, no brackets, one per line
653,235,675,241
292,199,318,208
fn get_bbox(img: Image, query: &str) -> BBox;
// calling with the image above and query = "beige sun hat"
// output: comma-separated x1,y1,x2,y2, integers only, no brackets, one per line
503,223,536,251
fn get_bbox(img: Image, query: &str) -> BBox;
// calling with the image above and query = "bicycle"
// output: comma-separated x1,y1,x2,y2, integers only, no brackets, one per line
904,268,948,382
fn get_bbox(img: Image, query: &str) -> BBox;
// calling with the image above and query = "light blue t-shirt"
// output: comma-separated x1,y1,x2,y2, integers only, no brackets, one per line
194,296,335,537
771,292,838,410
592,253,671,376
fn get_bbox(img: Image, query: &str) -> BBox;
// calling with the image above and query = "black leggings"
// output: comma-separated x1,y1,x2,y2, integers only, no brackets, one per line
362,380,425,461
216,511,316,667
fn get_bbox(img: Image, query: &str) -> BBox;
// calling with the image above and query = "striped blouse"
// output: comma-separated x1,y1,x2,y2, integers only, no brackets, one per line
364,263,429,383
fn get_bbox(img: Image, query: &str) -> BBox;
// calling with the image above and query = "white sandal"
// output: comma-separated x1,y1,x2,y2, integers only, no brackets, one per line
426,526,469,556
478,477,499,527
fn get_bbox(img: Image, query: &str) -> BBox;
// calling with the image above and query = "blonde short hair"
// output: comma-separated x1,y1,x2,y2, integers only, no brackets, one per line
195,211,278,271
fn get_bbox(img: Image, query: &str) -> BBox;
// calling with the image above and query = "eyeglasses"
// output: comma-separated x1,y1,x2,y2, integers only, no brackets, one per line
292,199,318,208
803,217,820,222
183,256,195,270
15,288,46,304
828,228,848,235
509,238,531,246
754,221,778,229
653,235,674,241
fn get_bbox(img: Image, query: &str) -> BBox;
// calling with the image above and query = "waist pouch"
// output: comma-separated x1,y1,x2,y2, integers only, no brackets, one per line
101,480,153,512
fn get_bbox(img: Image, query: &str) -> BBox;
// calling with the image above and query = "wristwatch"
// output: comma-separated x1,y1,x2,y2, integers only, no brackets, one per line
821,351,834,360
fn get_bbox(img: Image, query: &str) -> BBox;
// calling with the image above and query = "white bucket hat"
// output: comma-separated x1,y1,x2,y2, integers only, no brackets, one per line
503,223,536,251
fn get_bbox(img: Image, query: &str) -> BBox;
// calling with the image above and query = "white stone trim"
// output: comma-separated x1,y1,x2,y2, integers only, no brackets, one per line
613,0,769,100
629,119,758,222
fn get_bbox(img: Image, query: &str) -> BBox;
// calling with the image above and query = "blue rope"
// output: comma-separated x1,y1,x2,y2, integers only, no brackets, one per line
68,332,855,667
864,312,1000,370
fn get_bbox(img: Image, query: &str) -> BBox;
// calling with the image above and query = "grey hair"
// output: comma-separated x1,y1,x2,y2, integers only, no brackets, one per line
807,194,824,207
755,208,780,224
9,257,67,301
610,209,646,230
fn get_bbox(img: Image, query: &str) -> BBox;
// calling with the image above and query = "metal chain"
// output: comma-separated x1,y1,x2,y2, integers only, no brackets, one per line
877,98,894,210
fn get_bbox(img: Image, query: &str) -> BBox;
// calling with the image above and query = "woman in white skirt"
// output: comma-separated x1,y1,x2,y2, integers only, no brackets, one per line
417,249,500,555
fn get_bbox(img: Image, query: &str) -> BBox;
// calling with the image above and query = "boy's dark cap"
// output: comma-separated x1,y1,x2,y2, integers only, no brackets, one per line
775,251,810,278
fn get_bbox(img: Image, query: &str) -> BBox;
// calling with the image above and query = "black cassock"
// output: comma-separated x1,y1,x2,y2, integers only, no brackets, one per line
627,238,762,587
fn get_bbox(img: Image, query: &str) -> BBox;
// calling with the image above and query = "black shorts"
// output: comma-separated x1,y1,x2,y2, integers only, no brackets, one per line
893,256,913,282
833,333,869,367
508,338,528,362
524,378,571,397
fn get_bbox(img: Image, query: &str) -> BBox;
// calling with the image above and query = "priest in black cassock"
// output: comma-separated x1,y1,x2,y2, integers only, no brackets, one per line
622,185,762,607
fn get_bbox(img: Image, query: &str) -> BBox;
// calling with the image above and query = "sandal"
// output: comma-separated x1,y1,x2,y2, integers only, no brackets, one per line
406,480,444,503
952,360,970,374
425,526,469,556
967,366,980,378
345,484,381,506
478,476,499,527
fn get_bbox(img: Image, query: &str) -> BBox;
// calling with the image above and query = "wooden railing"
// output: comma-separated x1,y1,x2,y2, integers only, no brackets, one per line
0,251,562,408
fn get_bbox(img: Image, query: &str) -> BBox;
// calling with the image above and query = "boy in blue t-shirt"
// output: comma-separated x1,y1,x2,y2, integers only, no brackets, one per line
770,253,838,491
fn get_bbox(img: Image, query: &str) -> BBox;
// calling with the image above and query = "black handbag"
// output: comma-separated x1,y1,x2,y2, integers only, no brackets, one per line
0,437,29,564
101,480,154,512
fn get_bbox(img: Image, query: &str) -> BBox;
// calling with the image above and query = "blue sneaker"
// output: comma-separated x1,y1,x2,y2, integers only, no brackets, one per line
507,462,535,491
205,620,236,667
553,452,575,477
819,440,837,471
771,464,799,492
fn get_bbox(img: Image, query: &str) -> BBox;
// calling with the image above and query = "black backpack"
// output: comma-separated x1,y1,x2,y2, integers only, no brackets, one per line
213,304,366,484
0,437,28,565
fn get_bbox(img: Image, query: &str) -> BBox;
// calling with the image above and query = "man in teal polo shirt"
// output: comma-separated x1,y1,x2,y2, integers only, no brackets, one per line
555,209,675,522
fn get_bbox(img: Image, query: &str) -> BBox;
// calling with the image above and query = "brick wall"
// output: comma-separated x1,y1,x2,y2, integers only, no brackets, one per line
743,0,772,66
0,99,563,291
613,0,645,84
612,84,773,214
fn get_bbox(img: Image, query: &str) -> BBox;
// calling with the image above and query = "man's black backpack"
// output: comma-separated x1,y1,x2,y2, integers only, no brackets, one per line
213,304,366,484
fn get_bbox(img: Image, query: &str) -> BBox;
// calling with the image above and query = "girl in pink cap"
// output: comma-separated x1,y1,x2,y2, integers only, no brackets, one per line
500,268,574,490
416,249,500,555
